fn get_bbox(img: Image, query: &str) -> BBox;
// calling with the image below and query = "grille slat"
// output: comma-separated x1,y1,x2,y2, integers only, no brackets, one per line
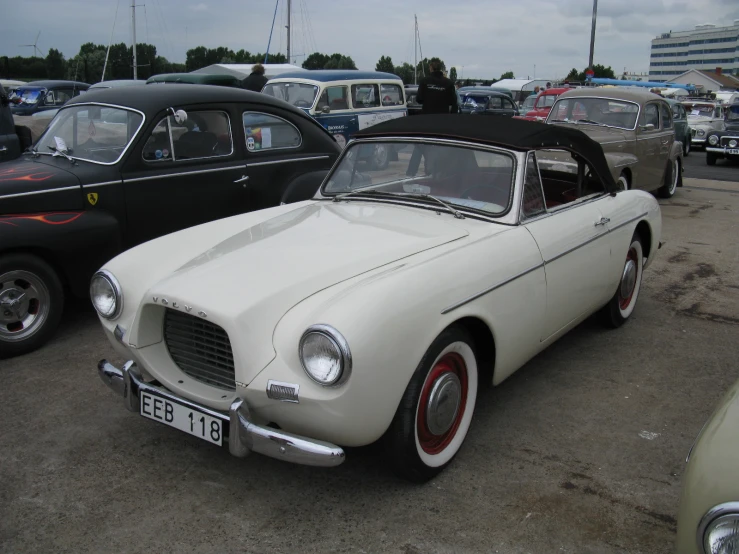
164,309,236,390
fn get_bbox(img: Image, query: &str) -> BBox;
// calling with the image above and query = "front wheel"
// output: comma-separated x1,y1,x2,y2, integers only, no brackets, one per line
598,233,644,328
384,326,478,482
706,153,717,166
0,254,64,358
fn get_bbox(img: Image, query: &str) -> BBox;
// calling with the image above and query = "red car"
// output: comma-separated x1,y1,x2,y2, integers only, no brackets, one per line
515,87,570,121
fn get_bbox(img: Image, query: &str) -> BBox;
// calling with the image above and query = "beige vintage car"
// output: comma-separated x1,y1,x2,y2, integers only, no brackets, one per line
682,100,726,149
545,88,683,198
677,378,739,553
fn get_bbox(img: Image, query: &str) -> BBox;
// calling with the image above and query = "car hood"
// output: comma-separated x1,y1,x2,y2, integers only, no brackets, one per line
0,156,81,197
144,201,469,381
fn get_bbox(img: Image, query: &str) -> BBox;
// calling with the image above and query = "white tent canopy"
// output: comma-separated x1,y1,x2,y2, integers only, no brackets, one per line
190,63,305,80
492,79,552,92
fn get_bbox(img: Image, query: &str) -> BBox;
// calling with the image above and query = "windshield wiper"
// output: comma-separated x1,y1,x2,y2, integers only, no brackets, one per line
576,119,607,127
47,145,76,164
549,119,571,123
332,188,464,219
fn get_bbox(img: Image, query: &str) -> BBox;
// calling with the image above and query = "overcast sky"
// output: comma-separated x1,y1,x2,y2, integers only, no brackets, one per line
2,0,738,80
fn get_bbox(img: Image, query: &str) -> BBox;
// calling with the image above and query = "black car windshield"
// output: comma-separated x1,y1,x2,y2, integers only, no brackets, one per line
262,82,318,109
548,97,639,129
322,141,515,216
727,105,739,120
35,104,144,164
12,88,44,104
461,94,489,107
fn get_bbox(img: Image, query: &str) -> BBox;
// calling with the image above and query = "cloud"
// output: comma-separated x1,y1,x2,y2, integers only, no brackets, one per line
189,3,208,11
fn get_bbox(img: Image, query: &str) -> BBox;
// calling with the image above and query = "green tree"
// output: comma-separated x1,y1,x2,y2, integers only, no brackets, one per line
302,52,330,70
324,53,357,70
499,71,514,80
393,62,415,84
375,55,394,73
186,46,209,72
45,48,66,79
565,68,579,81
449,66,457,83
416,57,445,76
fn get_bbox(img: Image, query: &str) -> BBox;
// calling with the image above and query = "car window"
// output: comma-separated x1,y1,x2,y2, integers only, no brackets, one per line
538,94,557,108
660,104,672,129
262,82,318,109
503,98,515,110
352,84,380,108
316,86,349,111
488,97,503,109
521,152,545,219
243,112,301,152
380,84,404,106
143,110,233,162
55,89,73,104
671,104,681,119
642,104,659,129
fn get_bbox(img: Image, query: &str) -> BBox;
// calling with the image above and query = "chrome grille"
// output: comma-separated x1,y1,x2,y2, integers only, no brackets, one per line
164,309,235,390
691,128,696,137
721,136,739,147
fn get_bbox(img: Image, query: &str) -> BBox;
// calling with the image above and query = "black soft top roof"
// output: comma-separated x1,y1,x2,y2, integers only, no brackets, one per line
354,114,618,192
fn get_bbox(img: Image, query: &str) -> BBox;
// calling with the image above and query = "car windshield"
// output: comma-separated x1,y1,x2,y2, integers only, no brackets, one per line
686,105,714,117
522,96,537,109
728,105,739,121
322,141,515,217
537,94,558,108
13,88,44,104
461,94,489,107
262,82,318,109
548,97,639,129
35,104,144,164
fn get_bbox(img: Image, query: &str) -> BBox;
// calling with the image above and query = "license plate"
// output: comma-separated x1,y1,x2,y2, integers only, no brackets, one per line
140,391,223,446
729,149,739,155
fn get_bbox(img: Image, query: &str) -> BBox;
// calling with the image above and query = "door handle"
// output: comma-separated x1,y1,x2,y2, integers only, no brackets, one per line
594,217,610,227
234,175,249,184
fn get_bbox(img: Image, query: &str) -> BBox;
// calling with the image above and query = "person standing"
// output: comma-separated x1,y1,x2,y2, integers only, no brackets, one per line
241,63,269,92
416,59,458,114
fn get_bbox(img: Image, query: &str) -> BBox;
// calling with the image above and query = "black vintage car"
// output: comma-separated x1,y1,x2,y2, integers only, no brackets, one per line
0,84,33,163
705,102,739,166
9,80,89,117
458,88,519,117
0,85,341,357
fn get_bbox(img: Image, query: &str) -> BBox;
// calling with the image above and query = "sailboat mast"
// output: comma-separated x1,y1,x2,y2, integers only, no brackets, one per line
414,14,417,85
131,0,138,79
286,0,291,65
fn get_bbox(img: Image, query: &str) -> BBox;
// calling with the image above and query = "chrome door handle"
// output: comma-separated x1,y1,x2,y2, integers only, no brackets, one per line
234,175,249,184
594,217,610,227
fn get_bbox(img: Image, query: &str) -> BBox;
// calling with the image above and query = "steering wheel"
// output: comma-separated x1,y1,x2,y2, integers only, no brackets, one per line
294,100,311,108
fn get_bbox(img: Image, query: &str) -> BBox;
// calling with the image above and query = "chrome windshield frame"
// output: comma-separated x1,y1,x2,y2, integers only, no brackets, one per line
546,96,642,131
34,101,147,166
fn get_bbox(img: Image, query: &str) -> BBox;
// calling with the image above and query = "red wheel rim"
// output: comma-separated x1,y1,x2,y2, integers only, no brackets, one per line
416,352,468,455
619,247,639,310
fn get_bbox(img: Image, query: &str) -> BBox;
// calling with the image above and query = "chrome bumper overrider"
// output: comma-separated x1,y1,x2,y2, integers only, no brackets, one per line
97,359,345,467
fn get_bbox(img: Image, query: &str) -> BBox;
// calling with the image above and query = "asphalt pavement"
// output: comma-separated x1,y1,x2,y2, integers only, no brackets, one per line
1,180,739,553
683,148,739,182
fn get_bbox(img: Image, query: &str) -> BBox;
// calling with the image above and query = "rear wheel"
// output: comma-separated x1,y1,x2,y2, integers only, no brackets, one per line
0,254,64,358
658,158,680,198
617,172,630,191
598,233,644,328
385,326,478,482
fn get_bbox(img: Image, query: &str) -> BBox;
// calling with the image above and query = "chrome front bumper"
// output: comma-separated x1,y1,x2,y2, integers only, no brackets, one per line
706,147,739,155
98,359,345,467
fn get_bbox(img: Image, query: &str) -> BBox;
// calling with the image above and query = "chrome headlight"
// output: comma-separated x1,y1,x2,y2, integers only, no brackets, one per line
700,505,739,554
730,139,738,148
299,324,351,386
698,129,706,137
90,270,122,319
708,135,719,146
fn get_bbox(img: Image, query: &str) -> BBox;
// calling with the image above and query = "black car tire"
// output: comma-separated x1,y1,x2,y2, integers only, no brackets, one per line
706,153,717,166
384,325,478,482
598,232,644,329
683,137,690,156
0,253,64,359
658,158,680,199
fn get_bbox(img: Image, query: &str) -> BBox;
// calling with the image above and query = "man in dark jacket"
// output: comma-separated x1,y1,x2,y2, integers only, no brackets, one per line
416,59,458,114
241,63,269,92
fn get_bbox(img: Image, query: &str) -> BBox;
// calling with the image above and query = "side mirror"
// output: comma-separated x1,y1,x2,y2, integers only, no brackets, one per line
321,105,331,114
640,123,655,132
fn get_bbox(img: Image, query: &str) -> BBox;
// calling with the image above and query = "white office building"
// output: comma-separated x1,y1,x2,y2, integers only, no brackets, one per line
649,21,739,82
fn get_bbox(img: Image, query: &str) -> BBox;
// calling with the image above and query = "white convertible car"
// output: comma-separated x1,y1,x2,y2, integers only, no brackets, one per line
94,115,662,481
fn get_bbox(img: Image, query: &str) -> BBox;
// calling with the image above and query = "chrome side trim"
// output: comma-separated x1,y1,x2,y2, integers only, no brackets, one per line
247,155,331,167
697,502,739,554
82,180,122,189
0,185,80,200
124,165,244,183
97,359,345,467
607,212,649,233
441,263,544,314
546,231,608,264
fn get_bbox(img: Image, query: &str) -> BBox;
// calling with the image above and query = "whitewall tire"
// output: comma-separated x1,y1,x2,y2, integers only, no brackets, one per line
598,234,644,328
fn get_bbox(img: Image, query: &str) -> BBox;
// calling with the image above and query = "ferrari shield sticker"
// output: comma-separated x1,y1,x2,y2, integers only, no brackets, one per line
87,192,99,206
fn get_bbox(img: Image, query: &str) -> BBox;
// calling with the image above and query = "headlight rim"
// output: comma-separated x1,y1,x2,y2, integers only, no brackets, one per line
730,139,738,148
299,324,352,387
697,502,739,554
90,269,123,320
708,134,719,146
698,129,706,137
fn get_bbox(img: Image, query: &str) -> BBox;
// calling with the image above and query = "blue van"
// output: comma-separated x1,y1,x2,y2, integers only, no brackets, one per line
263,70,406,150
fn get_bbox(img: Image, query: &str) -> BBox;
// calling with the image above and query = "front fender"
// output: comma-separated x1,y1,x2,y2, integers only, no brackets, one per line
0,209,120,297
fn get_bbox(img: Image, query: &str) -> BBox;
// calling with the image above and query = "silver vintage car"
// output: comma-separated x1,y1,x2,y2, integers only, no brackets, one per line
545,87,683,198
682,100,727,149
